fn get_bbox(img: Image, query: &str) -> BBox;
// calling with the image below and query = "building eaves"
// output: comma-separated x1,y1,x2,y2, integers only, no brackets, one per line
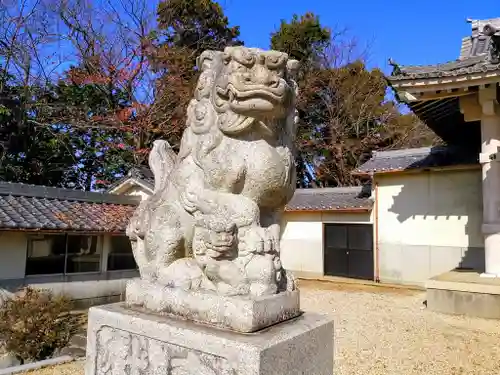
129,166,154,186
354,146,478,175
285,185,373,212
388,55,500,81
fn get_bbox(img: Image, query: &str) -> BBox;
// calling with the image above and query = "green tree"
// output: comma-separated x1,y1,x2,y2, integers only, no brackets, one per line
157,0,242,52
271,13,331,186
0,1,140,190
0,70,78,187
38,66,137,190
0,64,136,190
271,12,330,75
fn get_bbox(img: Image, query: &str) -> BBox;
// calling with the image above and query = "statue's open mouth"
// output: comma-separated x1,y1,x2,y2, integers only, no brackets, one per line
214,83,287,114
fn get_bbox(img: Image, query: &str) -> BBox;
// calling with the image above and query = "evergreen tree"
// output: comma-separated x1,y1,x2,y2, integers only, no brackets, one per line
150,0,243,150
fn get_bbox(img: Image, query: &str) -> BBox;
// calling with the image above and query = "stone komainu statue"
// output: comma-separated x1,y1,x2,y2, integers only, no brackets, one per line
127,46,299,298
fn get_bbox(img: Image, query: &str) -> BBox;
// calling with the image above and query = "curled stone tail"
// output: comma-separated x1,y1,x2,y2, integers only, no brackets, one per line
149,140,177,194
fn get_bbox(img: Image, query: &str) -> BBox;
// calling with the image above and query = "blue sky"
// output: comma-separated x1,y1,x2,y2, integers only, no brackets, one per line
223,0,500,74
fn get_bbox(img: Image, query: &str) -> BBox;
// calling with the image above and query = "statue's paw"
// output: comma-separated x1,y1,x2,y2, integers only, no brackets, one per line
205,260,246,284
243,253,278,295
286,271,297,291
239,226,279,255
140,264,157,282
249,282,278,297
277,268,297,293
157,259,205,290
204,260,250,296
215,282,250,296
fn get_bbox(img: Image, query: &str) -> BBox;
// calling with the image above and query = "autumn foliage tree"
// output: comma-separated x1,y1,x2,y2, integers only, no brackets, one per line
0,0,154,189
270,13,439,187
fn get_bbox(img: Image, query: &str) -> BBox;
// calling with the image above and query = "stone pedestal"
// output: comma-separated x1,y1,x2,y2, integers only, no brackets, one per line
125,279,301,333
85,303,334,375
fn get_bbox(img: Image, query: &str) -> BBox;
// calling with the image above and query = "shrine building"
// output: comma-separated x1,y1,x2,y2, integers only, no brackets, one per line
386,17,500,317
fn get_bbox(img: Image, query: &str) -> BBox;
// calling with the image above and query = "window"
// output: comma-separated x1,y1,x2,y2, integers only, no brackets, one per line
26,234,102,276
107,236,137,271
26,234,66,275
66,235,101,273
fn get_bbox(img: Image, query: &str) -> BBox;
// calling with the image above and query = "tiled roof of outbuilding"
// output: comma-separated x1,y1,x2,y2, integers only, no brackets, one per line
285,186,372,212
354,146,478,175
0,182,140,233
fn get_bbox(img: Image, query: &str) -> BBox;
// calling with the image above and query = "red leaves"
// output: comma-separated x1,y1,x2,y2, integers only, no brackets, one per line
68,69,109,85
116,108,133,122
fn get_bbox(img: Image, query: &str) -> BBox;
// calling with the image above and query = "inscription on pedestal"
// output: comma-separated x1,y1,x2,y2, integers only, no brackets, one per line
94,326,236,375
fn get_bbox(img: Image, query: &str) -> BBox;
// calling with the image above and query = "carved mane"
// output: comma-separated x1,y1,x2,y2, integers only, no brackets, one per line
177,47,299,172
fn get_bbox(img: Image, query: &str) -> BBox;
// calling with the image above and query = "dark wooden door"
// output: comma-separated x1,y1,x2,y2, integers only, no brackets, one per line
323,223,374,280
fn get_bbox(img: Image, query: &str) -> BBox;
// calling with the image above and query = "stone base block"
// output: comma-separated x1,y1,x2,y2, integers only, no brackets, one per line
85,303,334,375
427,288,500,319
426,270,500,319
126,278,301,333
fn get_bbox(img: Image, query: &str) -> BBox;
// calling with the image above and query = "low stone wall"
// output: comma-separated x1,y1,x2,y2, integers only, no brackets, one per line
426,270,500,319
0,271,138,308
379,243,484,287
427,287,500,319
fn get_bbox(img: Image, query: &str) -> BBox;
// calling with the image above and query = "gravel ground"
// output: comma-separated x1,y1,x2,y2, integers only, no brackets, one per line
20,280,500,375
300,280,500,375
20,361,84,375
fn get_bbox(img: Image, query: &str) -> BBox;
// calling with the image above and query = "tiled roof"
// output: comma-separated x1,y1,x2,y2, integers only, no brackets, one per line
354,146,478,175
285,186,372,212
389,18,500,81
107,166,154,192
0,182,140,233
389,56,500,81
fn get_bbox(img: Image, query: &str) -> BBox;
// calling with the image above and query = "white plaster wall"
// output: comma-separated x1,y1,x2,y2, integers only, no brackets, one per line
0,232,27,280
375,169,483,286
123,186,151,201
281,211,372,276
